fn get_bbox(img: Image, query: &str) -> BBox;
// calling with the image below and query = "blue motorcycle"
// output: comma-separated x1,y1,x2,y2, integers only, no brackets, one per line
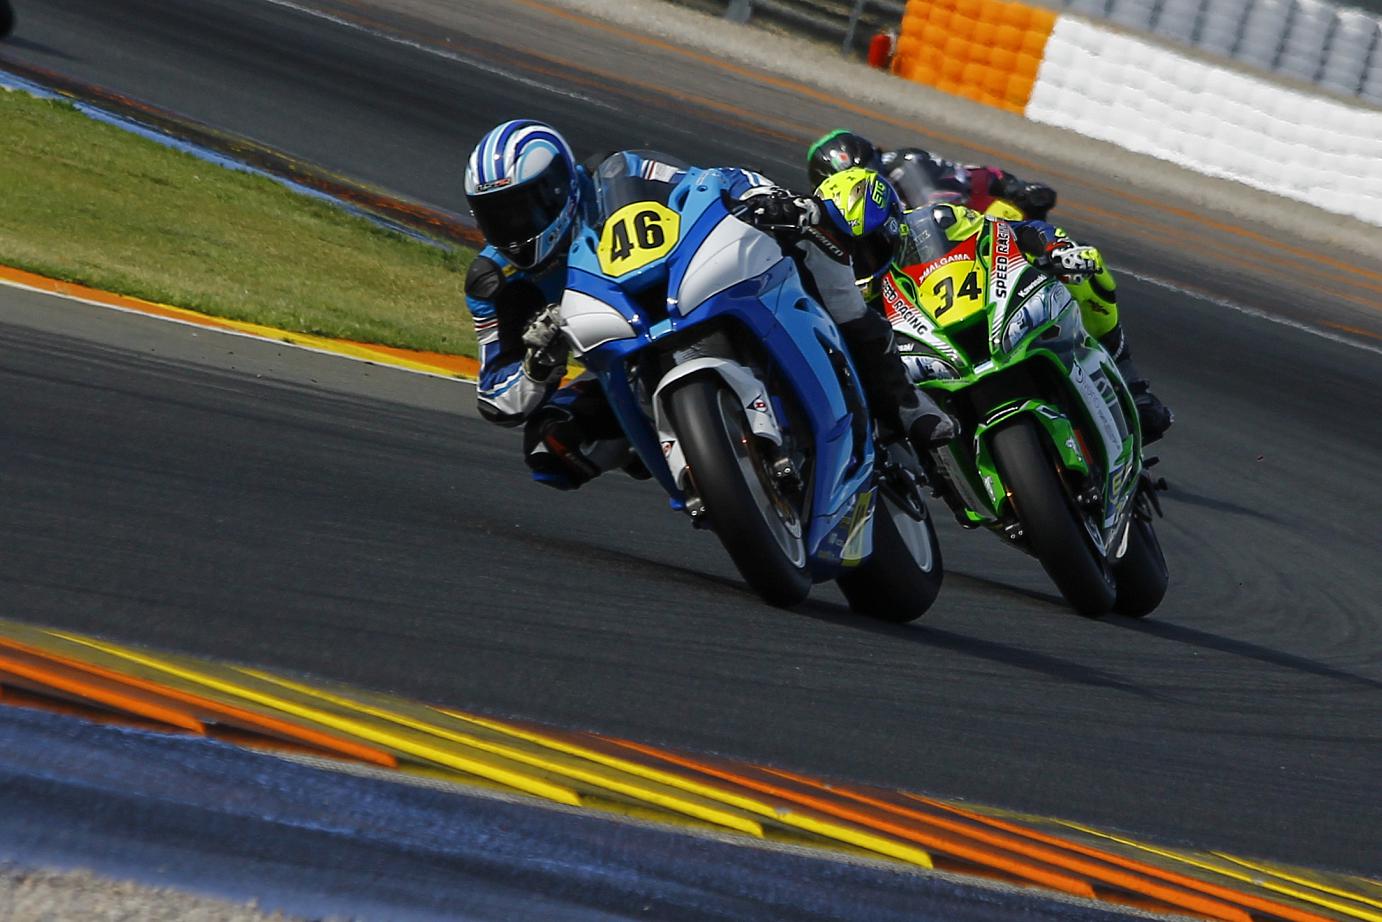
557,154,943,617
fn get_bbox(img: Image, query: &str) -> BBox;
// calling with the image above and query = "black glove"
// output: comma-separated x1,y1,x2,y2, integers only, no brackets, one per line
521,303,569,381
740,190,822,232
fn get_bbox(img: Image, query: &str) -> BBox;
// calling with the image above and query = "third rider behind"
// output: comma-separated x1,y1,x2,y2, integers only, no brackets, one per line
807,129,1057,221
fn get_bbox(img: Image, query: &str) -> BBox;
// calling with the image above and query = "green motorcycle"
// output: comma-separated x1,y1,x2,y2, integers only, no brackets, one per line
879,207,1168,617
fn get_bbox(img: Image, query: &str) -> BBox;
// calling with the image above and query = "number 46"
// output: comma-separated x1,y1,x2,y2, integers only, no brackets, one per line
609,210,665,262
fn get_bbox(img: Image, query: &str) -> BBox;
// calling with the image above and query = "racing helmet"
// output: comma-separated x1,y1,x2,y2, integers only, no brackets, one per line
814,167,905,285
465,119,579,269
806,129,882,191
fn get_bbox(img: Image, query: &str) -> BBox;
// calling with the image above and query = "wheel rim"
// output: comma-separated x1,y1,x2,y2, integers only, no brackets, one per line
714,390,806,567
883,494,936,573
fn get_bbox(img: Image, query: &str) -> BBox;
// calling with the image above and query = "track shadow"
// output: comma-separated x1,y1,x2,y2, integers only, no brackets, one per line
1104,616,1382,690
944,569,1066,608
1,37,77,60
792,598,1163,699
1159,486,1282,524
503,530,1162,698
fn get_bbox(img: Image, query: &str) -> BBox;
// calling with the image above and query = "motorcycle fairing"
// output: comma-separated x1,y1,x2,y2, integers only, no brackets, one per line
561,169,882,577
883,217,1143,553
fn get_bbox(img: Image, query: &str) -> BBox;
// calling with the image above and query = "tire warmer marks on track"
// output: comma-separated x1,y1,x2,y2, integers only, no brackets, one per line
1,619,1377,922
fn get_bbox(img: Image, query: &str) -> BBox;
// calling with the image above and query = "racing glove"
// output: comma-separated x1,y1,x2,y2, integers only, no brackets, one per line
740,189,823,232
521,303,570,382
1035,241,1100,285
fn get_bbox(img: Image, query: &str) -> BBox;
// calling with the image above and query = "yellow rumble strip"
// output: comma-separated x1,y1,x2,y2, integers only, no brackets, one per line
1,618,1376,922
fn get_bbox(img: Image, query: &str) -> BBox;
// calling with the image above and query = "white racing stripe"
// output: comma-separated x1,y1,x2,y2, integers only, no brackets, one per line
1124,269,1382,358
256,0,620,113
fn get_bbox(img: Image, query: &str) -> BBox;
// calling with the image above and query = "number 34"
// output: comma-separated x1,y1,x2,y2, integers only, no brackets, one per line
932,269,982,315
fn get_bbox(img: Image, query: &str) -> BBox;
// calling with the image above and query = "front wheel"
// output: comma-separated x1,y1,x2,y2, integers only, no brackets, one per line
836,485,944,623
990,419,1116,616
671,377,810,607
1112,515,1168,616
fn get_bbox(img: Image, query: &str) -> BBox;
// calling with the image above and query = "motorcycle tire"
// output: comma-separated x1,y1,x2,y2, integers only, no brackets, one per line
0,0,12,38
836,488,943,623
670,376,810,607
1112,515,1168,617
990,418,1116,616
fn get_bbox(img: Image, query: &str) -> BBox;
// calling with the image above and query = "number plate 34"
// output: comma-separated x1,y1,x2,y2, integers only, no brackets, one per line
598,201,680,277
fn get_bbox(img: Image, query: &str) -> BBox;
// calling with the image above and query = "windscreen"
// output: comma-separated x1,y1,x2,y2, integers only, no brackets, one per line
592,150,690,227
885,153,965,211
897,207,962,267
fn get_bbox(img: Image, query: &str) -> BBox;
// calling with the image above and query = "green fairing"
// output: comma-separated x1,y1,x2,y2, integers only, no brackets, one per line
884,215,1142,543
972,400,1090,517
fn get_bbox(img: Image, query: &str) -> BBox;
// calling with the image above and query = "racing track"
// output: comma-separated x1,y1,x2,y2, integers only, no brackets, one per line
2,0,1381,880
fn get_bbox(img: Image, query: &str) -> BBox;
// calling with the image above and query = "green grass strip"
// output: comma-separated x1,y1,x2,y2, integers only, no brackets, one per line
0,90,476,356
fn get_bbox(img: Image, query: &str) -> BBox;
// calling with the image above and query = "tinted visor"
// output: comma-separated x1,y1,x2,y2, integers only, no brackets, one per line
468,157,573,262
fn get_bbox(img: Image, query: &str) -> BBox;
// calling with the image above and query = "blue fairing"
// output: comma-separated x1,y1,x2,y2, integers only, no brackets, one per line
565,168,876,577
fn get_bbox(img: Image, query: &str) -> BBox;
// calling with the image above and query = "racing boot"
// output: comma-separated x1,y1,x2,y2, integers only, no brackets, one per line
838,312,958,456
1100,326,1173,444
523,377,635,490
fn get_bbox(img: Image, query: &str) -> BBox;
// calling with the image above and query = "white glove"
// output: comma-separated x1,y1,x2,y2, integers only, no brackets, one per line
1044,242,1100,284
522,304,568,380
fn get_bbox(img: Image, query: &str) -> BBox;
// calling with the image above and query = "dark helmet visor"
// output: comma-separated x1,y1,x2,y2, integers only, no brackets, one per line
852,230,897,281
468,157,573,263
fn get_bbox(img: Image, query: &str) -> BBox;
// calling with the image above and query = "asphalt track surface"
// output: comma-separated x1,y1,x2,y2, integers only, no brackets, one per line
2,0,1381,883
6,705,1151,922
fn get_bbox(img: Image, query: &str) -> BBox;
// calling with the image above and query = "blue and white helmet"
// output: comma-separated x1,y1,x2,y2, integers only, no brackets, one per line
465,119,579,269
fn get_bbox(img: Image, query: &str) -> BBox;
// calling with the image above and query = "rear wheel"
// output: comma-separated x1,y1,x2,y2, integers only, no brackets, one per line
1112,514,1168,617
836,483,943,623
671,377,810,607
990,419,1116,616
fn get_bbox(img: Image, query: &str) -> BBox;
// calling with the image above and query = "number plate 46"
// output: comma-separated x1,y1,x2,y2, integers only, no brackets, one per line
598,201,680,277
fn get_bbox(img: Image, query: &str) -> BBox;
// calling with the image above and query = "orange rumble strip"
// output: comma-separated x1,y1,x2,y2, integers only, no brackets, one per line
905,795,1341,922
598,737,1101,898
2,622,1372,920
0,650,206,734
0,638,396,767
766,769,1258,922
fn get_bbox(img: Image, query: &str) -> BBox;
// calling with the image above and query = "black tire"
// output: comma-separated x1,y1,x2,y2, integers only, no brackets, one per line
990,419,1116,616
0,0,12,38
1112,515,1168,617
836,488,944,622
671,377,810,607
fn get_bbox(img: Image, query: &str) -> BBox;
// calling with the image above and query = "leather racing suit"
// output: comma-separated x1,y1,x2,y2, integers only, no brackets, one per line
464,150,953,490
881,148,1057,221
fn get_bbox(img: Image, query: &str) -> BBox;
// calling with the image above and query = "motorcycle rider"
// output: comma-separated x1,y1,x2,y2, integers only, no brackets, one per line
463,119,957,491
813,169,1172,443
807,129,1057,221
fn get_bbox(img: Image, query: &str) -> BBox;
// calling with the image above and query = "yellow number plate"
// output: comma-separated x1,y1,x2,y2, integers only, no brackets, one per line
597,202,680,277
917,259,985,326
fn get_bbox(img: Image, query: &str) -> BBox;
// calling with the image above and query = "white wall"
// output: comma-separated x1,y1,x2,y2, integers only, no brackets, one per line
1027,17,1382,225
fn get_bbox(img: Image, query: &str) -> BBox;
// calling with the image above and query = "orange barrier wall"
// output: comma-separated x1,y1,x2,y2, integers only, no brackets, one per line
892,0,1057,114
